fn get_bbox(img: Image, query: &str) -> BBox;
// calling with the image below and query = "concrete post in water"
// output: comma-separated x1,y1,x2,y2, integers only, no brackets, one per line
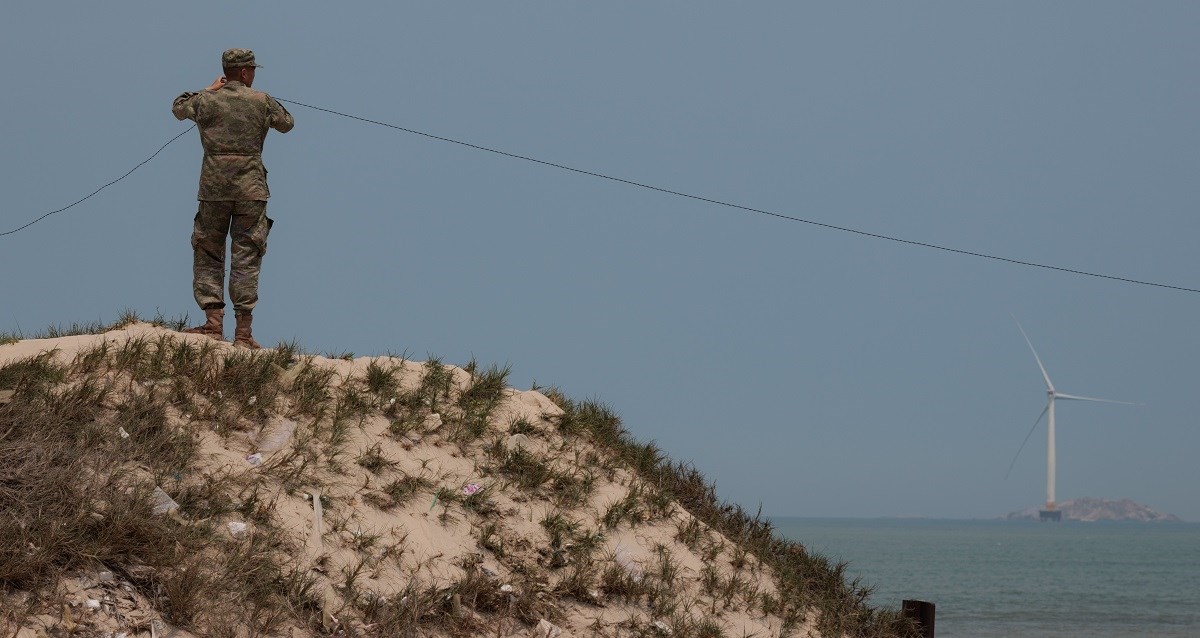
902,599,935,638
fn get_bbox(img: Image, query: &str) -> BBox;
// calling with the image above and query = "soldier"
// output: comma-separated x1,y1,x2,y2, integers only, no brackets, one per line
172,48,294,349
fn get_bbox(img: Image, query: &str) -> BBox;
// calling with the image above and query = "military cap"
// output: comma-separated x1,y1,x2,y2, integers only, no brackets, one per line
222,48,263,68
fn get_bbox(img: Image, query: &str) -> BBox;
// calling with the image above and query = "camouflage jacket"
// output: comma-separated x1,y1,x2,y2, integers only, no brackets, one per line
172,81,294,201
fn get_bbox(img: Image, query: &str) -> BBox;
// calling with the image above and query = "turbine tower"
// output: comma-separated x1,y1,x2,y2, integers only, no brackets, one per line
1009,319,1135,521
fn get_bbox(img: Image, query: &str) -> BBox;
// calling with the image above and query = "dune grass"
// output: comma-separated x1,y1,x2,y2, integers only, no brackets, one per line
0,312,917,638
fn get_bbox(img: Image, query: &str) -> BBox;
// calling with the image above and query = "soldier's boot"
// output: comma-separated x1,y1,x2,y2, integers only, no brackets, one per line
183,308,224,341
233,311,261,350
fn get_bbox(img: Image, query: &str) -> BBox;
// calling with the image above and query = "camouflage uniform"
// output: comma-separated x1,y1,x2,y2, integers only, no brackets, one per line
172,49,294,313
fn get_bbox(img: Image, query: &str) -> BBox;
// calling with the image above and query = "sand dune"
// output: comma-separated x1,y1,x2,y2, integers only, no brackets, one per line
0,322,907,637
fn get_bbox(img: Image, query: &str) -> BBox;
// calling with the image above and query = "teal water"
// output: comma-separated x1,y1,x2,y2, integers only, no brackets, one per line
772,518,1200,637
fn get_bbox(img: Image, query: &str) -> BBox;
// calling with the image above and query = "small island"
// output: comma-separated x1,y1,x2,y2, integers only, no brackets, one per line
1004,497,1182,522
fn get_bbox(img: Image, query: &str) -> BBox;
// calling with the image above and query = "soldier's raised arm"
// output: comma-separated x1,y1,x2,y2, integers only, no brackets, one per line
172,92,200,121
267,96,294,133
172,77,226,121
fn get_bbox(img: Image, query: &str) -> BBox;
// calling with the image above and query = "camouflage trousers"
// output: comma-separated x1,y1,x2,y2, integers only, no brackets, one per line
191,200,273,312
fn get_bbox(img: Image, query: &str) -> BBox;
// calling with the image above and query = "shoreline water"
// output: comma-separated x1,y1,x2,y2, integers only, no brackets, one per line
771,517,1200,638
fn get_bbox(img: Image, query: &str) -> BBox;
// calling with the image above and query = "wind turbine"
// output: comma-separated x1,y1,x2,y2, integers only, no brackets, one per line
1007,318,1136,521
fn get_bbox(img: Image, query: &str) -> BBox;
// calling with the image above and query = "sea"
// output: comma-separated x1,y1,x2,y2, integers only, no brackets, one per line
771,518,1199,638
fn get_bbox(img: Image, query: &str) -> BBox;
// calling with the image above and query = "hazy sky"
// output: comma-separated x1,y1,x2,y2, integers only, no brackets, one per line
3,3,1197,520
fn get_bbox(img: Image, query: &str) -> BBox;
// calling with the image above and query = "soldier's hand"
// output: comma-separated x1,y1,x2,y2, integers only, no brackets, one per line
206,76,227,91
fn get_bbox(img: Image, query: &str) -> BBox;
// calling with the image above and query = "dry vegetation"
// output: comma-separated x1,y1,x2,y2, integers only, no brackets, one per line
0,312,917,638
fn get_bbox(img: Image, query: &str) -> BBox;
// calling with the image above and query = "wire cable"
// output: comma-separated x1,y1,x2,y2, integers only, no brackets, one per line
0,125,196,238
276,98,1199,295
4,100,1196,295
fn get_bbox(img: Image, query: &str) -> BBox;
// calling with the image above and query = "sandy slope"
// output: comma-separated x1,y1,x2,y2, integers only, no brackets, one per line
0,324,820,637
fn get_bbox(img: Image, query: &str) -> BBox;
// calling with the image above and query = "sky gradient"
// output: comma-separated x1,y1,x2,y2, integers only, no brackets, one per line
3,3,1198,520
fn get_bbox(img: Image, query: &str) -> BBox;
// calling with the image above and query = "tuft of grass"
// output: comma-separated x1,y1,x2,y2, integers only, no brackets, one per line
602,483,652,529
34,309,143,339
0,351,68,391
674,616,727,638
112,334,151,376
113,390,199,479
271,338,302,366
675,516,706,552
364,358,401,400
446,559,508,616
490,445,554,492
461,488,498,517
72,340,112,374
599,561,650,604
541,511,581,553
532,383,570,412
554,398,624,442
333,384,373,427
549,464,594,509
112,307,142,329
209,349,283,417
287,357,336,417
417,357,454,414
373,472,434,510
357,443,398,474
476,521,505,557
552,556,602,606
387,410,424,439
37,320,110,339
508,416,538,436
150,310,190,332
454,362,511,441
642,546,684,618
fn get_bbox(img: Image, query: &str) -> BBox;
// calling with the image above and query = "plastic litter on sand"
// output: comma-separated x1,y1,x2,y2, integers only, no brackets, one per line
506,432,530,451
614,545,643,582
536,619,563,638
256,418,297,452
151,486,180,516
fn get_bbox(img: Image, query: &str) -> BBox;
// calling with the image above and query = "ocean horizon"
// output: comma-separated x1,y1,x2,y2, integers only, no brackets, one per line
771,517,1199,638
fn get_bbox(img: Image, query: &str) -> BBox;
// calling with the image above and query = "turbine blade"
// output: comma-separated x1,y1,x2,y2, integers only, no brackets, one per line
1012,315,1054,392
1055,392,1139,405
1005,403,1049,480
